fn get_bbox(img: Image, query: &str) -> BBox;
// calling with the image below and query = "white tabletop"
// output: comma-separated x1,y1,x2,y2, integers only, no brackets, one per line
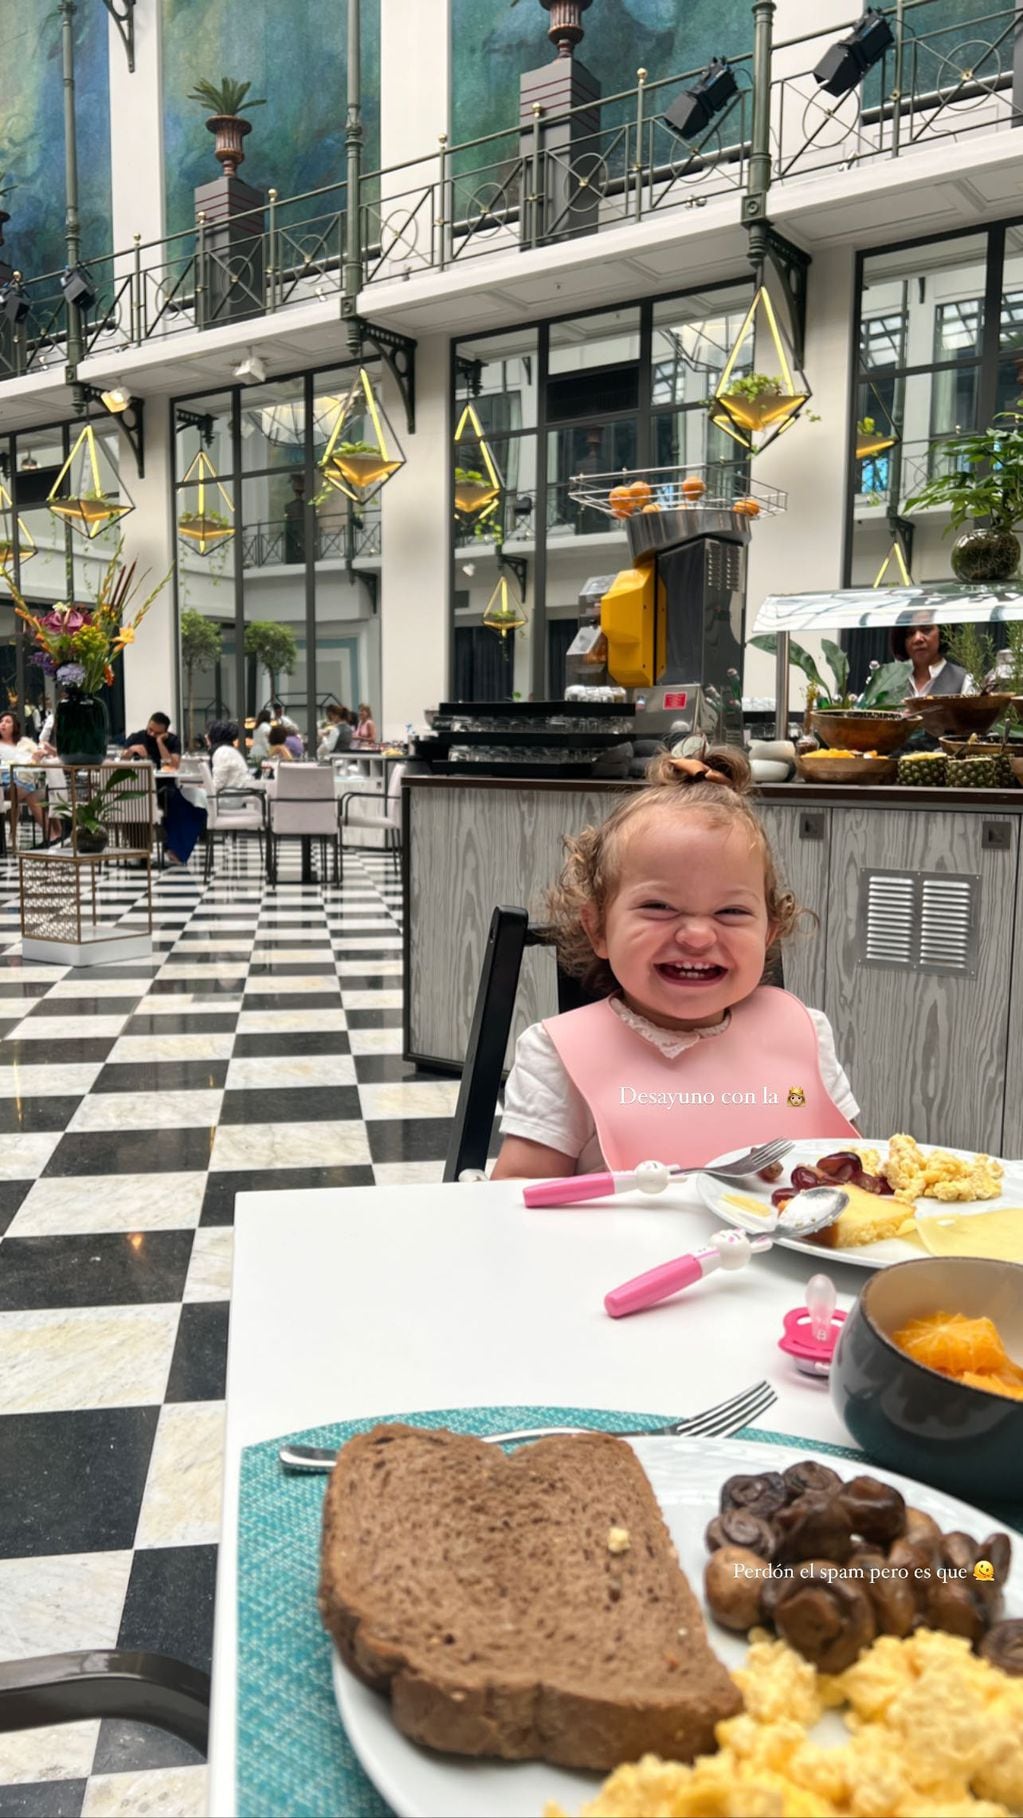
209,1179,867,1817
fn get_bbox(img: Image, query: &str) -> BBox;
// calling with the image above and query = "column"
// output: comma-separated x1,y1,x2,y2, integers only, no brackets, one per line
120,406,178,735
377,0,451,736
107,0,165,249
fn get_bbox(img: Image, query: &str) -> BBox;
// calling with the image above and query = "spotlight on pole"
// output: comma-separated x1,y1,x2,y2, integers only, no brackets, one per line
99,381,131,414
814,9,894,98
60,264,97,311
664,58,739,141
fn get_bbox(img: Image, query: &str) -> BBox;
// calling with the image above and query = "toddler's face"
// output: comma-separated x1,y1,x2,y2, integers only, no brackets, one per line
586,816,772,1029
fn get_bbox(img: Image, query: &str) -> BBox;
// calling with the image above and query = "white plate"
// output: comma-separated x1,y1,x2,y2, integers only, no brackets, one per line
697,1138,1023,1271
331,1432,1022,1818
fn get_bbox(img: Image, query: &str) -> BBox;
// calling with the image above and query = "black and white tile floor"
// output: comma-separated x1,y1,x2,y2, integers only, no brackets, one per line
0,841,460,1817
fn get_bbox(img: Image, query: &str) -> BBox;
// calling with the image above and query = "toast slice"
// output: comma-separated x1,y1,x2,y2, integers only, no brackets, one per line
319,1423,742,1771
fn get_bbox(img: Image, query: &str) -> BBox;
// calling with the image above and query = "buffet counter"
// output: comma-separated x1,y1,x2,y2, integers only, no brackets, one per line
403,775,1023,1155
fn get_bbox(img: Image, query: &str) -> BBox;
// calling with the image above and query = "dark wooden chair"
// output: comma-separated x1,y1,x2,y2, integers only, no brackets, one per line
0,1650,210,1754
442,908,786,1182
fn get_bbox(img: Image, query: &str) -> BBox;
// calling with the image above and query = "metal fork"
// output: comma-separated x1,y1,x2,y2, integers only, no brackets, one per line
704,1139,792,1180
277,1379,777,1472
524,1142,793,1209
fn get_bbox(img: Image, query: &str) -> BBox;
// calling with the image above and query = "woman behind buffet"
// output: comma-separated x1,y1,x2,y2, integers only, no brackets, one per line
892,624,975,698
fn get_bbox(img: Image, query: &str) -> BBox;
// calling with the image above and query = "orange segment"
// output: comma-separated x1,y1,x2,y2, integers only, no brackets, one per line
959,1371,1023,1401
894,1311,1023,1380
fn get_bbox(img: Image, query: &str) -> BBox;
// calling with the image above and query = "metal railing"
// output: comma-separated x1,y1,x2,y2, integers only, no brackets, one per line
239,511,381,569
0,0,1018,379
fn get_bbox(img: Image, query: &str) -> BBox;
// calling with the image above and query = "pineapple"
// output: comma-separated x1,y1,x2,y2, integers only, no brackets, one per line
897,752,948,786
947,755,1002,788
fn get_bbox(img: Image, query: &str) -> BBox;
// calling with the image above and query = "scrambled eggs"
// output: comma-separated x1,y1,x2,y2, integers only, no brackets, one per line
549,1630,1023,1817
884,1134,1003,1205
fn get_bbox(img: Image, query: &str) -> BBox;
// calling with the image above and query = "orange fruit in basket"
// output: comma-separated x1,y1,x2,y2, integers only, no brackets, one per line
733,497,762,518
641,503,662,513
608,485,634,519
681,475,706,499
628,480,652,506
895,1312,1016,1378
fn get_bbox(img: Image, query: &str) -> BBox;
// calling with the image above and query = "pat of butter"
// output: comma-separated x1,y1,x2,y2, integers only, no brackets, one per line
723,1192,774,1219
915,1207,1023,1263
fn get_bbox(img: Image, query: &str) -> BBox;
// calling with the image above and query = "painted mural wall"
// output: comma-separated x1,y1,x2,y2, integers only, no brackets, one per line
451,0,753,147
162,0,381,237
0,1,111,279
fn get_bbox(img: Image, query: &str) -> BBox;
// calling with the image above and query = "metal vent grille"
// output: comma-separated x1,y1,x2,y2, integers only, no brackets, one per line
857,869,980,976
704,541,744,592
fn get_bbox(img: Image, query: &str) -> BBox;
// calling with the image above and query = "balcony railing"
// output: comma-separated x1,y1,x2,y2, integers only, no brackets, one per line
239,512,381,569
0,0,1018,378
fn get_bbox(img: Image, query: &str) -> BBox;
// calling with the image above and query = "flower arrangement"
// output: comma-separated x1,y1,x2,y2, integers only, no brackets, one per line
12,543,169,696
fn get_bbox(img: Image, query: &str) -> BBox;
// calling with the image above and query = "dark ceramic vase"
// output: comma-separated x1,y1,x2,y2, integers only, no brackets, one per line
54,692,108,764
950,526,1021,583
74,824,108,855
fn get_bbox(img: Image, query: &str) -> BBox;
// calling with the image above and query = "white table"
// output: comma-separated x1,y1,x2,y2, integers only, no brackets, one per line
209,1179,868,1816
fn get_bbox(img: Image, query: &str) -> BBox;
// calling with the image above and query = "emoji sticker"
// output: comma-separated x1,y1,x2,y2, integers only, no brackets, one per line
787,1087,806,1108
974,1559,996,1581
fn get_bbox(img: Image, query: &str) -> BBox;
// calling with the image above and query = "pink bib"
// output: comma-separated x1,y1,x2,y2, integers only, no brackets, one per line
544,988,857,1171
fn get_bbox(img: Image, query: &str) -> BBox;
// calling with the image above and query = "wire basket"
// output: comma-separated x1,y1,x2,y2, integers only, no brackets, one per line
567,464,787,519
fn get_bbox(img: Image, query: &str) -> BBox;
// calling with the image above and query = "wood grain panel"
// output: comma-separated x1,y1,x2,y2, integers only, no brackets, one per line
408,785,630,1067
995,836,1023,1156
758,806,830,1011
824,808,1015,1151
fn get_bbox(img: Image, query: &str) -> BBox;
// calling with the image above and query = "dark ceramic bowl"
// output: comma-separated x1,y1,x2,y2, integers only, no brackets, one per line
831,1256,1023,1501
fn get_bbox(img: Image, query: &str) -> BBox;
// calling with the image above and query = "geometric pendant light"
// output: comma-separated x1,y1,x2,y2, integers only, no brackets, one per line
454,402,502,521
873,527,913,588
47,422,135,539
482,569,527,639
0,477,35,572
708,284,810,456
319,368,405,506
177,450,235,557
855,383,899,461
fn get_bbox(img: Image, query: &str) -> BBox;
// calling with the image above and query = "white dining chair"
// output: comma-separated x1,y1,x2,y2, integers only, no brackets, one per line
338,762,405,884
198,760,266,882
267,764,339,885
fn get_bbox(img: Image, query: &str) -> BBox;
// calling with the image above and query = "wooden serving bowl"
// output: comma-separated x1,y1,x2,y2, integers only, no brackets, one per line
810,710,921,754
796,754,897,785
913,692,1012,736
938,737,1004,759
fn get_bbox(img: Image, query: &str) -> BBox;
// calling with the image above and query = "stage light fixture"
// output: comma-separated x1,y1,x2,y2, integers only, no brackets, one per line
2,276,29,325
664,58,739,142
60,264,97,311
814,9,894,98
100,381,131,414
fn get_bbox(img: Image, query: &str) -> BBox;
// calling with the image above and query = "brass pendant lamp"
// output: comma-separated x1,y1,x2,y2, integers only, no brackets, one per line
0,478,35,572
48,423,134,539
177,450,236,557
454,402,503,522
320,368,405,505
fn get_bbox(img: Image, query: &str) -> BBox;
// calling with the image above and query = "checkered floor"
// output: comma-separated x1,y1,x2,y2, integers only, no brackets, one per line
0,839,460,1817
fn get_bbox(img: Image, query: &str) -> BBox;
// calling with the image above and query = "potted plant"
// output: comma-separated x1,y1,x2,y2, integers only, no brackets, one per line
11,543,169,763
180,610,223,750
177,508,234,556
50,765,146,855
187,77,266,178
856,413,897,459
751,634,917,752
904,406,1023,582
454,464,499,516
711,371,803,435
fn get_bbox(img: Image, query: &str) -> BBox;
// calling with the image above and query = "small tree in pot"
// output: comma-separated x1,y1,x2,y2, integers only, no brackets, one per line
180,609,223,750
187,77,266,178
244,619,297,703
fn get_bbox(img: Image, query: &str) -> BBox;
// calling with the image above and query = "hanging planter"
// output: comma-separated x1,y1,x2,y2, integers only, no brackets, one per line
708,286,810,455
453,402,502,521
0,478,35,572
177,450,235,556
186,77,266,178
320,368,406,505
47,424,134,540
483,571,527,639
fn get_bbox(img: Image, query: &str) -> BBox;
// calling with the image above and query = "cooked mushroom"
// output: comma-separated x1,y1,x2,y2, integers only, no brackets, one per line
773,1492,854,1565
924,1575,987,1645
782,1460,842,1501
704,1509,776,1558
720,1471,788,1521
980,1619,1023,1675
903,1506,943,1552
942,1531,978,1574
773,1562,877,1672
836,1475,907,1545
704,1545,769,1632
887,1537,936,1610
981,1532,1013,1581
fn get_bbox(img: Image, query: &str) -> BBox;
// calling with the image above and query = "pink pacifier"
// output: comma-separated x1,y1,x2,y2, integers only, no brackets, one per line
779,1274,846,1376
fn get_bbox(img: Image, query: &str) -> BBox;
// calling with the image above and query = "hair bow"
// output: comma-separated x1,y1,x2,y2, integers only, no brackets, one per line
669,756,729,784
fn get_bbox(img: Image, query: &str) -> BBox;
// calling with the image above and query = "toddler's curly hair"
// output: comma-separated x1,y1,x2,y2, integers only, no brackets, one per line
545,744,805,998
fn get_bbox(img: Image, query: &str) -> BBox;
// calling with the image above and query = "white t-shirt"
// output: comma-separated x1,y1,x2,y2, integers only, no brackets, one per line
211,744,254,791
500,998,859,1172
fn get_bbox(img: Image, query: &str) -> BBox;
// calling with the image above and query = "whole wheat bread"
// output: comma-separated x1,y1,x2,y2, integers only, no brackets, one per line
319,1423,742,1771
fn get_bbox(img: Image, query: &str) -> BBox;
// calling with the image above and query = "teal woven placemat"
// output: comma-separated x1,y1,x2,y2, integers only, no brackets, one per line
236,1406,874,1818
